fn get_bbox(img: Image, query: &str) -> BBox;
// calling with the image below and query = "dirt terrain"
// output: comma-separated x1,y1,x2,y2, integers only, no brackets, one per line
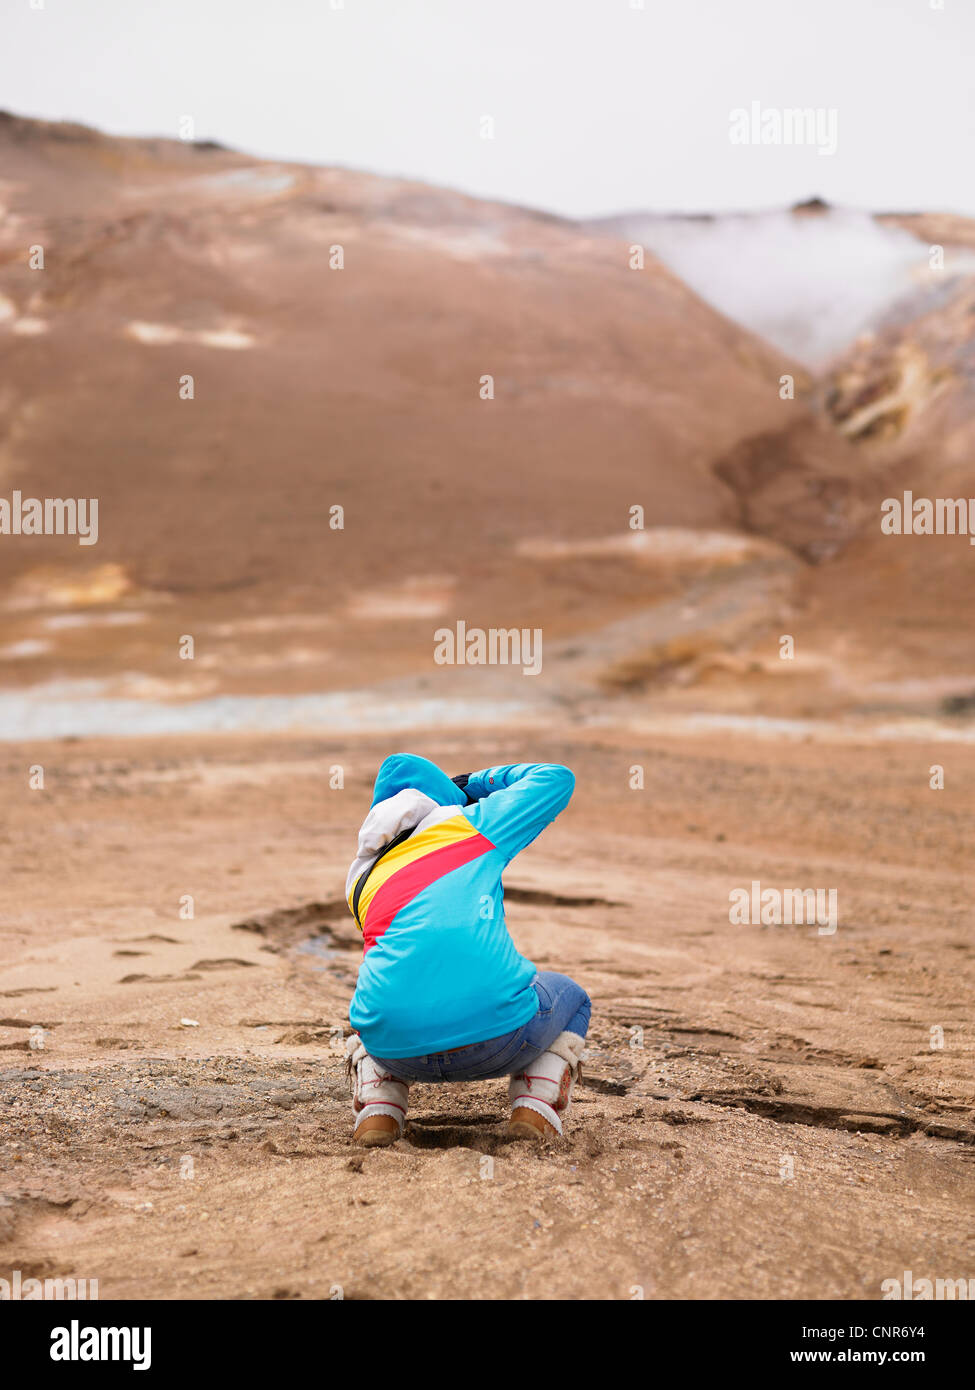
2,727,973,1300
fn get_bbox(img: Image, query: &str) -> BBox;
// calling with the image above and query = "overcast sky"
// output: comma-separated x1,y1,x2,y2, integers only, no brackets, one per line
2,0,972,218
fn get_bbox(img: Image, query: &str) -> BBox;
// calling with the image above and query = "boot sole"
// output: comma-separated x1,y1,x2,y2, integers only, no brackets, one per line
354,1128,400,1147
507,1120,555,1141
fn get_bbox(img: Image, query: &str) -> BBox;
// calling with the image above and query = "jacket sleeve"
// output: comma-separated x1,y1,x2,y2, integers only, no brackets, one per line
464,763,575,862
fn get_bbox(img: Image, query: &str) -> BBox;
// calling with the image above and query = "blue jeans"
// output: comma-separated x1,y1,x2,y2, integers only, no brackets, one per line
372,972,590,1083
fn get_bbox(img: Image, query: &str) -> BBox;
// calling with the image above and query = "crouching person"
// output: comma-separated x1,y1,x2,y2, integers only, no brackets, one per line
343,755,590,1146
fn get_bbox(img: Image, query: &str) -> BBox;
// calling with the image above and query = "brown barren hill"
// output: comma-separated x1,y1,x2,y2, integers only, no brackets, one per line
799,224,975,707
0,112,848,697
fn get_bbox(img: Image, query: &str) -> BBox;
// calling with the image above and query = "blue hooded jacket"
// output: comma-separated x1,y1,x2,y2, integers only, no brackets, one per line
346,754,575,1057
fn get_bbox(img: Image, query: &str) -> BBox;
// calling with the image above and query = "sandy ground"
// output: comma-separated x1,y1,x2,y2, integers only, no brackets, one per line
1,725,973,1301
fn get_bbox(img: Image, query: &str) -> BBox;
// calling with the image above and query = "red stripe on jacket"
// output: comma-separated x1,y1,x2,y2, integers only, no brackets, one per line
362,832,494,952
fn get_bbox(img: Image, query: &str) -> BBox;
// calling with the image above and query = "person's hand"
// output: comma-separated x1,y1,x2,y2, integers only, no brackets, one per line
450,773,474,804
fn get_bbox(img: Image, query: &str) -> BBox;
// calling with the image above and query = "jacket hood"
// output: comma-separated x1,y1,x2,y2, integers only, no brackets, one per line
345,756,466,906
346,788,441,903
370,753,463,810
353,788,439,864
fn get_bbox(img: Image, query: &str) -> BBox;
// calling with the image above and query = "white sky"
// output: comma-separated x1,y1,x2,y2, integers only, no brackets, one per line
2,0,973,218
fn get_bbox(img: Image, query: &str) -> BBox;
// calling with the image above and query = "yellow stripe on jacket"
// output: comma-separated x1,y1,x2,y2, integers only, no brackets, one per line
347,813,480,931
